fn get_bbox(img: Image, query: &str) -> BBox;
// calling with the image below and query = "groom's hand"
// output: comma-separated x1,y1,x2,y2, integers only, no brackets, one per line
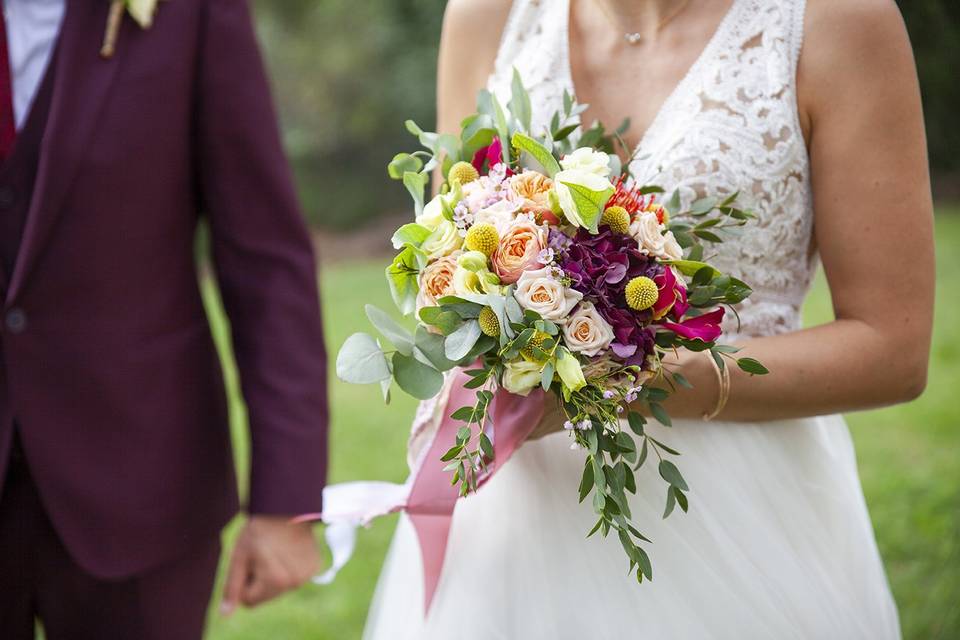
221,515,322,615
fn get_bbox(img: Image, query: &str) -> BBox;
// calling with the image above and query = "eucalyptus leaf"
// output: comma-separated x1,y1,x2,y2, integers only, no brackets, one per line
336,332,391,384
663,487,677,519
402,171,429,215
414,325,457,371
365,304,414,355
508,68,533,132
391,223,432,250
392,352,443,400
460,113,496,157
649,402,672,427
663,260,721,278
578,460,595,503
419,306,463,335
737,357,770,375
658,460,689,491
444,320,483,361
666,189,682,216
387,153,423,180
689,196,718,215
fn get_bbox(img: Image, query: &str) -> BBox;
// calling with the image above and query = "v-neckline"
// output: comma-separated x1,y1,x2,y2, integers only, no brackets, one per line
560,0,741,161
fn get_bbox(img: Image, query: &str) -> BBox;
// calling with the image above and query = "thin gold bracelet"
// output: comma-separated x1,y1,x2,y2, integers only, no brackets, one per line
703,354,731,421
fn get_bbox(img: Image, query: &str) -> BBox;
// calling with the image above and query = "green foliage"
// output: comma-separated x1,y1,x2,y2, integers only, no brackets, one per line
201,210,959,639
250,0,447,229
896,1,960,172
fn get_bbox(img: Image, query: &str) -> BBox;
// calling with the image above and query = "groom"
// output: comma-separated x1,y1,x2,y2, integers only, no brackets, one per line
0,0,328,638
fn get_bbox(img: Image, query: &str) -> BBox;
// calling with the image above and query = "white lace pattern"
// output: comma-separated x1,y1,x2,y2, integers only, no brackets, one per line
488,0,815,340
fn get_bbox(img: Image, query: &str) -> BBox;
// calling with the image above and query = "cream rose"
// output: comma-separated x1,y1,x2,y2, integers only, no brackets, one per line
630,210,669,258
491,219,547,284
416,194,447,230
560,147,613,177
562,302,615,357
507,170,554,215
660,230,683,261
416,252,460,311
513,267,583,321
553,169,615,229
421,219,462,260
501,359,543,396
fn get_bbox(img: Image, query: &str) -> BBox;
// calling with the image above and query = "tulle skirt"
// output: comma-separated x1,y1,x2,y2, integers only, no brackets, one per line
363,414,901,640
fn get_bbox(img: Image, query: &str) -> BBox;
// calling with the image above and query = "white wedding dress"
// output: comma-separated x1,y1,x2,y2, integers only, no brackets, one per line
363,1,902,638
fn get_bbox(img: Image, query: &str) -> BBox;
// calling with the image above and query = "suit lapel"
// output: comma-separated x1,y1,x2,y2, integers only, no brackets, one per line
6,0,123,304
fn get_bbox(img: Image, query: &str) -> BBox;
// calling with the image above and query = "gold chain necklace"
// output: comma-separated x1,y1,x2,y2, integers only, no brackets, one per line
592,0,694,45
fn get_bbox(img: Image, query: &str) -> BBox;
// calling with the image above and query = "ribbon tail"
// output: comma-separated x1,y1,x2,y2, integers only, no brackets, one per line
308,481,411,585
408,511,454,612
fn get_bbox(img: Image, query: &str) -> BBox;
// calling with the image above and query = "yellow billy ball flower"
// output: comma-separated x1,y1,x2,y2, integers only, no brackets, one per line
448,161,480,186
521,331,552,362
601,206,631,234
625,276,659,311
479,306,501,337
464,223,499,256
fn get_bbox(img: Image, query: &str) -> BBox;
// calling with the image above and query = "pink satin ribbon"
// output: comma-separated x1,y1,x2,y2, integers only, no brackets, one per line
309,368,545,615
406,370,546,611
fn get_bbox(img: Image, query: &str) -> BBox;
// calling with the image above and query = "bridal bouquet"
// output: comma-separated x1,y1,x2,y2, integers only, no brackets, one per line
336,73,767,583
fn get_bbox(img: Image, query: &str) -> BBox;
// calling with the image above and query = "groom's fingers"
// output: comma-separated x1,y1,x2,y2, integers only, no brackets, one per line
241,559,292,607
221,543,252,616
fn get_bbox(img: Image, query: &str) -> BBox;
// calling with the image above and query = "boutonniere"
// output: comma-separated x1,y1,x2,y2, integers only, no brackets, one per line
100,0,165,59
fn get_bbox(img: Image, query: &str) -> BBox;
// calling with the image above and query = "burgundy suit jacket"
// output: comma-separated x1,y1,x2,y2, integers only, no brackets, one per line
0,0,328,578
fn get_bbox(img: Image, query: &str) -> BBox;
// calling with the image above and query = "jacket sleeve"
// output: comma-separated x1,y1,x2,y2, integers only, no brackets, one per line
195,0,328,516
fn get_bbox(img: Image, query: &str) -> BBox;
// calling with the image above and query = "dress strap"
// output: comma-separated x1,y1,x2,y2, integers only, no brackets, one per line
787,0,809,85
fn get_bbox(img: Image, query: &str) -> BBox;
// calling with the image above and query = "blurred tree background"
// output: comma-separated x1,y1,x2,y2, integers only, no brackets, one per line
250,0,959,232
249,0,445,230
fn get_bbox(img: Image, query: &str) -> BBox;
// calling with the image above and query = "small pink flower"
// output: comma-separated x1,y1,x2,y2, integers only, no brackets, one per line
491,220,547,284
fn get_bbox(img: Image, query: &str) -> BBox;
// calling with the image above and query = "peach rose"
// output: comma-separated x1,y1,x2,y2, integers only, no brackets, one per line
562,302,615,357
507,170,554,215
514,267,583,321
416,251,460,311
491,220,547,284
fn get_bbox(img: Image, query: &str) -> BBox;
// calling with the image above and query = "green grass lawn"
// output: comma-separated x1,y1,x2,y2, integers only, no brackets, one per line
202,211,960,640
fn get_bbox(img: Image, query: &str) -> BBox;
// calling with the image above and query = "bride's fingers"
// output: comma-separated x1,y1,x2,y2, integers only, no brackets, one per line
221,543,252,616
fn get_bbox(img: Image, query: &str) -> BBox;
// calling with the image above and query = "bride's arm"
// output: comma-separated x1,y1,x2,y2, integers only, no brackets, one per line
660,0,934,422
433,0,513,192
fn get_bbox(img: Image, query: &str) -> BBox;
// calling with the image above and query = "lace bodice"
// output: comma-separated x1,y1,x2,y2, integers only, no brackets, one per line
488,0,815,339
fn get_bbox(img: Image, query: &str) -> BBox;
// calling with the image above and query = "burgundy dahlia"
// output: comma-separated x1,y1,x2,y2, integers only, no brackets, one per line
559,228,663,364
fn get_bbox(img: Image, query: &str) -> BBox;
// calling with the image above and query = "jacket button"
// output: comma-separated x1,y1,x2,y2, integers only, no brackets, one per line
5,308,27,334
0,186,15,210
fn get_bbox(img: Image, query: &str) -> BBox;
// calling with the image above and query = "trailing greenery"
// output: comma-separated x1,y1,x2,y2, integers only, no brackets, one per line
201,210,959,639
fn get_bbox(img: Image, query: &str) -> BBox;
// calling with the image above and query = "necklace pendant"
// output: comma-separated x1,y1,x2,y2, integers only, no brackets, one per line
624,32,644,45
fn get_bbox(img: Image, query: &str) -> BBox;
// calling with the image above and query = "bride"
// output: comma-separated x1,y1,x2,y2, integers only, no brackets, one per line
363,0,933,637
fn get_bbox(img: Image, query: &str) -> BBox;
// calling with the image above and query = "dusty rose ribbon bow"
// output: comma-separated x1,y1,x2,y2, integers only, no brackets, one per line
308,369,545,613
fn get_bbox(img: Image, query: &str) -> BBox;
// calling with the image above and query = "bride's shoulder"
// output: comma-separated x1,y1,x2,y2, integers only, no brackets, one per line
441,0,513,55
442,0,513,43
801,0,909,50
797,0,915,129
